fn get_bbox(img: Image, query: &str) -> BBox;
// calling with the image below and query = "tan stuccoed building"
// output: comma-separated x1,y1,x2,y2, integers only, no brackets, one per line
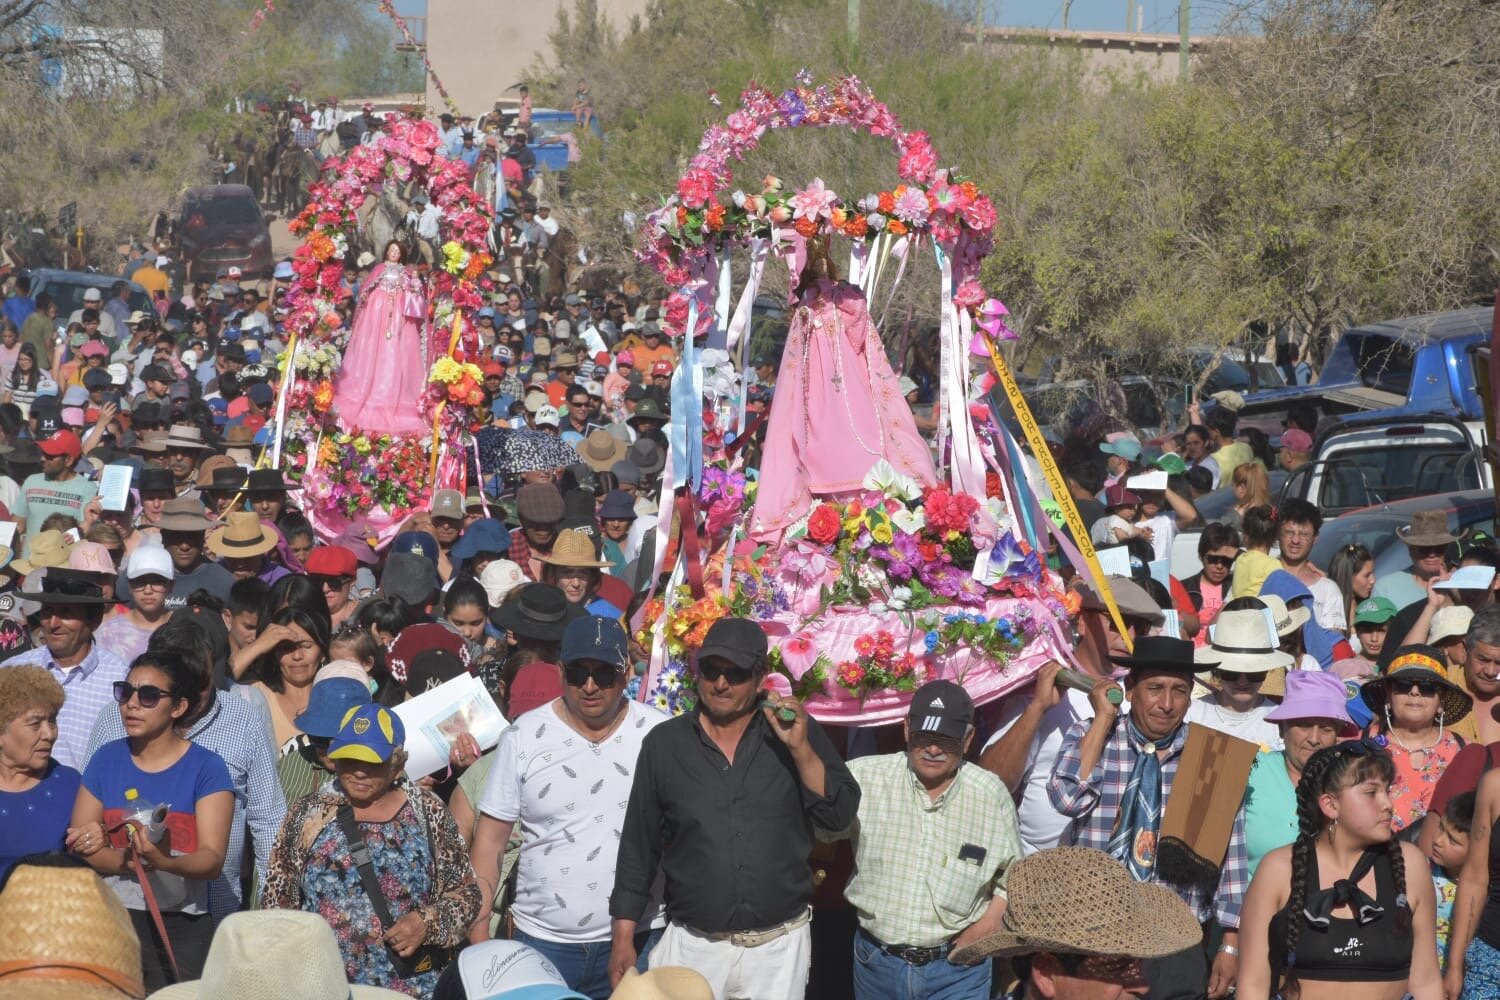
423,0,651,116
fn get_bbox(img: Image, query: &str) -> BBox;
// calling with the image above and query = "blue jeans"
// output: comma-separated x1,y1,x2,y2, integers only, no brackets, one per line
513,927,662,1000
851,927,990,1000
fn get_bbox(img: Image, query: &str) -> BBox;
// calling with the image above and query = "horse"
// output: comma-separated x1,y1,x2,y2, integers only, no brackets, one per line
355,182,412,259
276,140,320,216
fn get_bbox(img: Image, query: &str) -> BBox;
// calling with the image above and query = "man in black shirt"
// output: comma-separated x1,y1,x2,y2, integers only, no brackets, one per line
608,617,860,996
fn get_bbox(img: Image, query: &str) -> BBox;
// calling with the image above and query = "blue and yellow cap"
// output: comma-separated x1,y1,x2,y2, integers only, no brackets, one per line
327,704,406,764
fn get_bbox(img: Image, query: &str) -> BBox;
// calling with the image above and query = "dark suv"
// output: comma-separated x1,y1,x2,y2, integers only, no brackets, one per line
176,185,274,282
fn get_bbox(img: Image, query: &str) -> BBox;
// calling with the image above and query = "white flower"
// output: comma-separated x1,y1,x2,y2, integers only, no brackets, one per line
891,507,926,536
863,460,923,501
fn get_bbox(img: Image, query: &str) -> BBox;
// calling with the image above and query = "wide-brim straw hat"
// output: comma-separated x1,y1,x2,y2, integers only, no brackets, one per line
1396,509,1467,548
149,910,405,999
0,860,144,999
575,428,628,472
947,846,1202,963
537,528,612,569
1193,608,1296,674
1256,594,1311,638
205,511,278,559
610,967,715,1000
1360,646,1473,725
10,529,74,575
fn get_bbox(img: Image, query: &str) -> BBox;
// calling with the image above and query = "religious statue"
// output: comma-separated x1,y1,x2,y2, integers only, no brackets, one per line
332,240,430,436
750,235,937,540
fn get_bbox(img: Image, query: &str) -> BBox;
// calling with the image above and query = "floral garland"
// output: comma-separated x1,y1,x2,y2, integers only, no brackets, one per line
638,72,999,334
376,0,459,114
279,114,493,519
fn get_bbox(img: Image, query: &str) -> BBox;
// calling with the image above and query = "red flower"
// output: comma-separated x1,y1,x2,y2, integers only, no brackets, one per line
806,504,842,545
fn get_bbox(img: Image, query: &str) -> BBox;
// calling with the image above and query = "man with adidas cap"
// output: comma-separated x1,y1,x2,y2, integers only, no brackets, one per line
829,679,1023,999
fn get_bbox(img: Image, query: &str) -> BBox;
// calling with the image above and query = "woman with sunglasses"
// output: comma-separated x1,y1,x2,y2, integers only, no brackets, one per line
1359,646,1473,833
1330,543,1377,638
64,650,234,990
1186,604,1290,749
1183,523,1242,648
1238,740,1441,1000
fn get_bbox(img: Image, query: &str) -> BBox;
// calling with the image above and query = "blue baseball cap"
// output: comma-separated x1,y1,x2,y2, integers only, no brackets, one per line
560,615,628,667
451,518,511,562
391,530,439,564
294,675,372,739
328,704,405,764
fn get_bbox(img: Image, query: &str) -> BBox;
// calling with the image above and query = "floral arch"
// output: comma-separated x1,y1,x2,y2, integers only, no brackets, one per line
631,74,1074,726
274,115,493,541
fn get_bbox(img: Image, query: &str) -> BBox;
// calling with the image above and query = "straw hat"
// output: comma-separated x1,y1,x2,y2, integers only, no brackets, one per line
537,529,612,569
1360,645,1472,725
575,428,627,472
0,860,144,999
10,529,74,575
610,967,714,1000
1193,608,1295,674
1396,509,1467,548
206,511,278,559
149,910,405,998
947,847,1202,964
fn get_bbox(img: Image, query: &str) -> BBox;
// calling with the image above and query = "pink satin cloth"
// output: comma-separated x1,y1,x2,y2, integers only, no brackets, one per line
332,262,430,436
750,278,936,539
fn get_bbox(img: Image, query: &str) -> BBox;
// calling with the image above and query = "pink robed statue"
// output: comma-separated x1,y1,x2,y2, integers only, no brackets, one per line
751,236,937,540
332,240,431,436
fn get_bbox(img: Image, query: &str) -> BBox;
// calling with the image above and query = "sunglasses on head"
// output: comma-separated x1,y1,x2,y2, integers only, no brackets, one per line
112,681,175,709
1203,554,1237,569
1389,679,1441,698
1333,736,1387,757
563,662,623,688
697,660,756,685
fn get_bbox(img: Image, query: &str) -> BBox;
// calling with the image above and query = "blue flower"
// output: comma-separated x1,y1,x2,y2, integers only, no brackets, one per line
924,631,939,653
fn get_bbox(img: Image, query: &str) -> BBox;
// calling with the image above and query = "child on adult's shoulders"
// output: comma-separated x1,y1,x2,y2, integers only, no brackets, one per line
1430,790,1476,971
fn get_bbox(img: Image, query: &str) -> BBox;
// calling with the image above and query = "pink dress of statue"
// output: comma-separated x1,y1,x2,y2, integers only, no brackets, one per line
332,258,430,436
750,277,937,540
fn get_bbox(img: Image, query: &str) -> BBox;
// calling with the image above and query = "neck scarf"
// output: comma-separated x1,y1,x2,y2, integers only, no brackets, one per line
1107,718,1175,881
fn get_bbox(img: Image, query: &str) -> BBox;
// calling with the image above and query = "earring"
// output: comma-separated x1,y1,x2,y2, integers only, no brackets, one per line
1385,704,1394,731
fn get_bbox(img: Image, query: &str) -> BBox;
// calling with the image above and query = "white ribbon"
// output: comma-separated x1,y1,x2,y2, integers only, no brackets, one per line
878,235,912,328
934,245,986,500
271,338,301,470
725,238,769,354
848,239,868,290
706,244,733,352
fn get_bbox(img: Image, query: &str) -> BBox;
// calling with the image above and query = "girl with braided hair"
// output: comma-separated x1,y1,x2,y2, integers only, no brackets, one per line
1238,740,1441,1000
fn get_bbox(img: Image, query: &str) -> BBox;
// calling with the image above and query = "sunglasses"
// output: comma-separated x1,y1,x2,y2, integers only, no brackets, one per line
563,662,623,688
1213,670,1268,684
908,732,964,755
1389,679,1441,698
309,574,352,590
698,660,756,685
112,681,175,708
1202,554,1237,569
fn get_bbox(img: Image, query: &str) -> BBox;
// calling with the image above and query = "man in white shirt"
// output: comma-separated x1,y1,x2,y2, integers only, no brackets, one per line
470,615,668,999
980,577,1163,854
1276,498,1347,631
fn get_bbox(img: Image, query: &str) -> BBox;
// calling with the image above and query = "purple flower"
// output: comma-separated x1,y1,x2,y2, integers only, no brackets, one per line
954,574,988,607
880,532,922,581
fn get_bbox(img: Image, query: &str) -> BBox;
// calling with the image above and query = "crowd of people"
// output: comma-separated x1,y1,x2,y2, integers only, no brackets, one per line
1,102,1498,1000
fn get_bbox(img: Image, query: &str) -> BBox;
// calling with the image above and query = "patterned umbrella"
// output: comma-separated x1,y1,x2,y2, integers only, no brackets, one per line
476,427,580,476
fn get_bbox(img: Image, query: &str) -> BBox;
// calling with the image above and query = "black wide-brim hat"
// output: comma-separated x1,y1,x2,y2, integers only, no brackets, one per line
1108,635,1206,673
490,582,585,641
19,568,110,605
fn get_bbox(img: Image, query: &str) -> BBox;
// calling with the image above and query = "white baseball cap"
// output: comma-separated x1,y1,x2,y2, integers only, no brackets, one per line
534,405,560,428
126,542,175,581
438,940,588,1000
82,287,102,301
107,362,130,386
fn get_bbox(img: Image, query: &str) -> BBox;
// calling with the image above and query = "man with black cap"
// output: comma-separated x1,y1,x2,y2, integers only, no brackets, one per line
0,569,128,770
831,679,1022,999
610,617,860,996
1047,635,1249,1000
469,616,668,996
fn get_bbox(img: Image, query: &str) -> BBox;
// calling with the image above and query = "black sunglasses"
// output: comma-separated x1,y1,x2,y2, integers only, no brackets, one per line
112,681,174,709
1213,670,1268,684
1203,554,1237,569
1389,679,1441,698
309,574,352,589
563,662,623,689
698,660,756,685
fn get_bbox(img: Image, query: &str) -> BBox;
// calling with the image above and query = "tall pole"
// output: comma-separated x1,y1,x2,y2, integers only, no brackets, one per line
1179,0,1191,80
1063,0,1072,29
1126,0,1133,30
848,0,859,40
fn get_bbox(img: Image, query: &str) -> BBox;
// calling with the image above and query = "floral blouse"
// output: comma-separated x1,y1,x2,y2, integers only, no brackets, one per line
1383,730,1463,832
263,781,481,998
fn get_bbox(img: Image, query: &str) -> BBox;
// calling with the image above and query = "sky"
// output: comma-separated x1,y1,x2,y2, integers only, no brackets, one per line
386,0,1255,38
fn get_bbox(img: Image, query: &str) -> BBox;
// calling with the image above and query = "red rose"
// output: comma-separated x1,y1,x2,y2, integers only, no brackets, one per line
806,504,842,545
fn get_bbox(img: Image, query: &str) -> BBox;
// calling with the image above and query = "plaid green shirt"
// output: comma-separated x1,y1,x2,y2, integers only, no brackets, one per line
841,754,1023,948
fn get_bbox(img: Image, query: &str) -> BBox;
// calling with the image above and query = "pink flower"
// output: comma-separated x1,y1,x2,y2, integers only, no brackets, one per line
962,195,998,233
762,672,794,698
891,186,930,225
790,177,839,222
953,279,985,309
780,633,819,680
897,131,938,184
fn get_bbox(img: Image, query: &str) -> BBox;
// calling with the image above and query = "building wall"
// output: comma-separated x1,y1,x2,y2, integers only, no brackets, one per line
424,0,651,115
978,27,1214,88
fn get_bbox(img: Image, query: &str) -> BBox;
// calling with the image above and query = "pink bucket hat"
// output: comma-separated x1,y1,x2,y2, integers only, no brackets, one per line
1264,670,1356,731
616,350,635,368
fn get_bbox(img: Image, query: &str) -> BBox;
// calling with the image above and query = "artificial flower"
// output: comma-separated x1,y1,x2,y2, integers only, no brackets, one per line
806,503,842,545
780,633,819,680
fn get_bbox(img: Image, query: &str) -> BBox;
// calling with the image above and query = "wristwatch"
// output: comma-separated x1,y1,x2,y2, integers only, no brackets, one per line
1219,944,1239,957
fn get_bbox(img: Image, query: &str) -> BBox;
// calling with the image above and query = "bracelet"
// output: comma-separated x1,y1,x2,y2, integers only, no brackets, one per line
1219,944,1239,957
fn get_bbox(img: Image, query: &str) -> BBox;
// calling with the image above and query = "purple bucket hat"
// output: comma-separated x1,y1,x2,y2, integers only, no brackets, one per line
1264,670,1356,730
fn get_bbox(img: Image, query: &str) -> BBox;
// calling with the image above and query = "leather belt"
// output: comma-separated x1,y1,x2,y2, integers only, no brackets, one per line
683,907,813,948
860,927,951,967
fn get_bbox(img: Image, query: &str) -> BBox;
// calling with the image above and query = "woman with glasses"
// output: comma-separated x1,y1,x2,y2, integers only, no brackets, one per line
1186,603,1289,748
95,543,175,664
1238,740,1440,1000
1183,523,1242,648
1329,543,1377,638
1360,646,1473,833
239,606,332,757
64,650,234,989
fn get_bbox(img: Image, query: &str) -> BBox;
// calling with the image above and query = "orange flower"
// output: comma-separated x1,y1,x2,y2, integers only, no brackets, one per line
831,208,848,228
887,219,908,236
843,215,869,239
793,217,819,238
676,206,689,226
880,190,898,214
704,201,726,231
313,380,334,412
960,180,979,202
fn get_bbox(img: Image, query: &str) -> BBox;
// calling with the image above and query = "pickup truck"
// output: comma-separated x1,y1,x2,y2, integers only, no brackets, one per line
1219,307,1490,443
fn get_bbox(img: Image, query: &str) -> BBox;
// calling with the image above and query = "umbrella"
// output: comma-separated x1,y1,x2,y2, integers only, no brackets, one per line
477,427,580,476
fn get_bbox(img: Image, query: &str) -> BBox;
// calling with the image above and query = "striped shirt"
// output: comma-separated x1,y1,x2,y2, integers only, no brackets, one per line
1048,716,1250,928
841,755,1022,948
85,690,286,918
2,643,130,770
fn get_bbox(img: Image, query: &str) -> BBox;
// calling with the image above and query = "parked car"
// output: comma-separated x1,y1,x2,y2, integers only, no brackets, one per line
175,185,274,283
528,109,603,173
1167,469,1291,579
1307,489,1499,582
26,269,150,320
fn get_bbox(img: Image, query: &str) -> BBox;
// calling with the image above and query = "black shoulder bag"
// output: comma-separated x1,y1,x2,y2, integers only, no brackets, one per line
335,802,453,979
